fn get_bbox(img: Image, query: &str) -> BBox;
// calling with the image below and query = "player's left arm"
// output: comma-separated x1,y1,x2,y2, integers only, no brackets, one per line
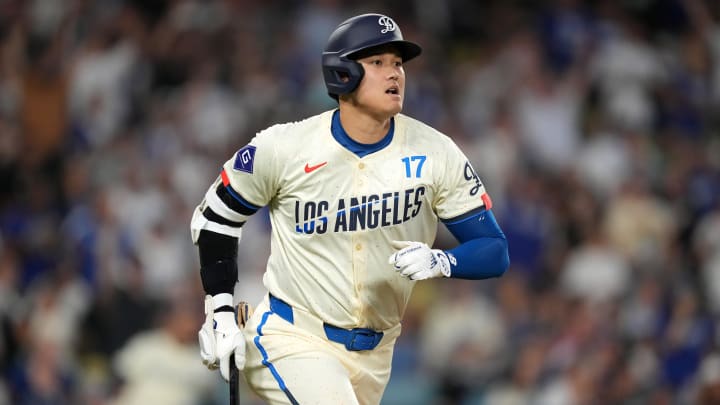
440,205,509,279
389,205,509,281
389,133,509,281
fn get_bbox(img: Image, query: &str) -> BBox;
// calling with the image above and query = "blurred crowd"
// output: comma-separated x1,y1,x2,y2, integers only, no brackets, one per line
1,0,720,404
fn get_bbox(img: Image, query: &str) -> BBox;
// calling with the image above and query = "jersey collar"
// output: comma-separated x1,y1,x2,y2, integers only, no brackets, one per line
330,109,394,158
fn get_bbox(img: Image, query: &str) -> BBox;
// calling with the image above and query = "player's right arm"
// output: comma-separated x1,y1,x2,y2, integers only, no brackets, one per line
192,132,277,293
191,166,264,297
191,132,277,381
191,172,260,381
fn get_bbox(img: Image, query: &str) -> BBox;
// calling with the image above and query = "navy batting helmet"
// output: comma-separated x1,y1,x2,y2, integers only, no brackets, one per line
322,13,422,100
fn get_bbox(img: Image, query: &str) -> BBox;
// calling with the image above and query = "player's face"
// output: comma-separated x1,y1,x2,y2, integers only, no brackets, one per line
352,50,405,118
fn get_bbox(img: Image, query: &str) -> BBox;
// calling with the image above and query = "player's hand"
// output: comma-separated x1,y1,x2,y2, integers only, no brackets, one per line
198,294,245,381
388,240,451,280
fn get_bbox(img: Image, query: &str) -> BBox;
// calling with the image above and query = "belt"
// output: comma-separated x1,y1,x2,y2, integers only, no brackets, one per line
268,294,384,352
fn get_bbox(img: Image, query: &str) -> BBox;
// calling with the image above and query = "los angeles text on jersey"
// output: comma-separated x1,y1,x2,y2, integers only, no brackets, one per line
294,186,426,234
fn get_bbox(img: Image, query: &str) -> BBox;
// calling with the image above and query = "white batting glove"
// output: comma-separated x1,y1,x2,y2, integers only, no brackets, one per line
198,293,245,381
388,240,452,280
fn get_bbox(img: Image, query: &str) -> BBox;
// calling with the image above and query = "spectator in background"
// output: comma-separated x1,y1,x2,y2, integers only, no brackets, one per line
693,203,720,314
110,282,214,405
495,173,554,281
420,281,508,401
683,0,720,108
9,339,77,405
589,5,668,132
512,52,586,173
9,262,90,368
20,33,69,169
68,17,140,148
603,176,677,269
695,352,720,404
482,336,546,405
658,285,714,392
559,223,631,304
78,258,155,360
617,276,664,341
464,102,521,209
573,120,632,200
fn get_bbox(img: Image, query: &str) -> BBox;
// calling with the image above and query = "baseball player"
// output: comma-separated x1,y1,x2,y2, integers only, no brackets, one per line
191,13,509,405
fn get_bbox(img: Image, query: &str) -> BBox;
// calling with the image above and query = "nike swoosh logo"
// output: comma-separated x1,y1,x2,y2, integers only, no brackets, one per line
304,162,327,173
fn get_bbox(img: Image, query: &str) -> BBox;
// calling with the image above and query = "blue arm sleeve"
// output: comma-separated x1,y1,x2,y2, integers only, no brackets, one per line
442,208,510,280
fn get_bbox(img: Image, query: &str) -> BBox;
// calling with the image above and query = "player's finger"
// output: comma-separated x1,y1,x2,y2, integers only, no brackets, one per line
391,240,414,250
393,245,419,264
234,347,246,370
389,252,400,265
391,252,410,267
409,269,430,281
389,250,404,265
220,355,231,381
395,248,424,268
389,250,405,266
393,254,410,268
400,264,422,278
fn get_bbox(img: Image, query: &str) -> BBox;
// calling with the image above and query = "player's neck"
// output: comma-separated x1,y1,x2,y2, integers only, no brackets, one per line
337,106,392,144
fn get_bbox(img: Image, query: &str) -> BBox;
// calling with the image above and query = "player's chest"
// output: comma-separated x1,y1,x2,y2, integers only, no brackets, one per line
279,150,434,200
276,150,436,234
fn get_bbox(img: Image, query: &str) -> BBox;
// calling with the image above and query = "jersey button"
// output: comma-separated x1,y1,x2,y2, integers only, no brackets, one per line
355,243,362,251
358,163,365,169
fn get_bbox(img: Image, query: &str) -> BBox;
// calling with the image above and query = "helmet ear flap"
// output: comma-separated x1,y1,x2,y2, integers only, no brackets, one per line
321,54,365,100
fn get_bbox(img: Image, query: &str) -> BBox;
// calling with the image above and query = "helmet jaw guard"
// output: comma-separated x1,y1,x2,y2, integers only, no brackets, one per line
321,53,365,99
322,14,422,100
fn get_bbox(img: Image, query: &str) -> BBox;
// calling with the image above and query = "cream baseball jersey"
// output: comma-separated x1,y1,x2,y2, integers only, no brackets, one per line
191,109,490,330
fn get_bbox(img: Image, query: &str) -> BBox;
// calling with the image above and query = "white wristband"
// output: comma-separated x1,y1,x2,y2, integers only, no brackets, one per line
212,293,234,309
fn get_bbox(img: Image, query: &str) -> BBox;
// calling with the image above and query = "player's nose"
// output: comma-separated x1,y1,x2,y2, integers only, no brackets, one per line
386,65,401,80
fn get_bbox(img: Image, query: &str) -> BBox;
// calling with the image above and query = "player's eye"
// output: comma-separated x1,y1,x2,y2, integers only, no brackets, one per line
394,60,403,67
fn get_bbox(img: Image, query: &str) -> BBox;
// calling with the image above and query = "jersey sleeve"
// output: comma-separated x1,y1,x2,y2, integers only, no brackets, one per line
190,129,279,243
433,138,492,221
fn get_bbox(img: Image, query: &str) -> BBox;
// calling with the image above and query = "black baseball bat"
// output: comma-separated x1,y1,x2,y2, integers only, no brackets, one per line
229,304,240,405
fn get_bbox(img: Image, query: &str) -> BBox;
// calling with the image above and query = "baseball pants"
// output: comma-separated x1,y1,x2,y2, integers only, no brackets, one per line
242,294,401,405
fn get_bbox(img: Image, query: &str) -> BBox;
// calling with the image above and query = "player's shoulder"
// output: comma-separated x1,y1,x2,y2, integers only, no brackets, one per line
249,110,333,159
256,110,333,141
395,113,455,145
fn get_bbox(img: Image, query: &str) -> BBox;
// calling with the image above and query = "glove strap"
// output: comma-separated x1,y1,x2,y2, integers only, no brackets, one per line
212,293,234,308
436,251,452,278
205,293,234,316
214,293,235,313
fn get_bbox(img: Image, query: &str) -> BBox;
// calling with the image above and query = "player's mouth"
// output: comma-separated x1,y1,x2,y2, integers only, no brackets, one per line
385,85,401,97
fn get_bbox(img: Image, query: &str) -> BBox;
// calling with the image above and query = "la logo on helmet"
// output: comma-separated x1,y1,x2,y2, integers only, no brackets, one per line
378,16,396,34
